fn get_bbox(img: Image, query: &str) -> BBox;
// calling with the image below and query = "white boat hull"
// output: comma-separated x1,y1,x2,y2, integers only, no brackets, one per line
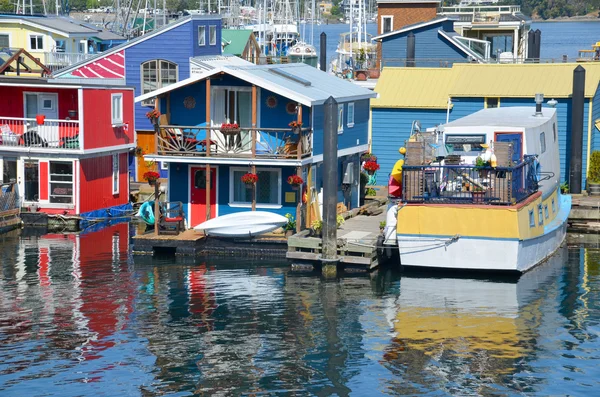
193,211,288,238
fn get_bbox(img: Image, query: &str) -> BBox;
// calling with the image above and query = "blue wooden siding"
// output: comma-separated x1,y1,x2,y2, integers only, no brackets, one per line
371,108,447,177
312,100,369,156
168,163,191,219
448,97,485,121
191,19,222,57
312,154,360,210
381,21,467,67
258,89,310,129
592,86,600,154
163,81,207,126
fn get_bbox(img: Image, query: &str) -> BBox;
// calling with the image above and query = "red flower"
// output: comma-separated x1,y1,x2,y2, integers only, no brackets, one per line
146,109,160,120
241,173,258,184
220,123,240,130
289,121,303,129
287,175,304,186
143,171,160,181
363,160,380,172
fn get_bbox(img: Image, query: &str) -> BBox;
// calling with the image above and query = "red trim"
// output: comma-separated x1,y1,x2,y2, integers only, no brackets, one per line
39,161,48,201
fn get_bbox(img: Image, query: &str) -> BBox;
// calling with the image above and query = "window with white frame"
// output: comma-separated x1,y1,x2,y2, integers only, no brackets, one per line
49,161,73,204
347,102,355,127
382,16,393,34
141,60,178,106
111,93,123,125
161,161,168,170
0,34,10,48
198,26,206,46
338,104,344,133
230,168,281,206
112,154,119,194
29,34,43,50
540,131,546,153
209,25,217,45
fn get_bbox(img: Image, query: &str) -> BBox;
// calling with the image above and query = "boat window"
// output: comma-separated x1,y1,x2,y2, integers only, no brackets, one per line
382,16,393,34
141,60,178,107
552,197,556,213
538,204,544,226
198,26,206,46
347,102,354,128
529,210,535,227
230,168,281,206
49,161,73,204
540,132,546,154
544,204,549,219
444,134,486,154
553,122,557,142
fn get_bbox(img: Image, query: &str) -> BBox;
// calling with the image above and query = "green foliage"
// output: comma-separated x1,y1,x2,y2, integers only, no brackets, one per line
474,156,490,170
311,219,322,234
337,214,345,228
284,213,296,231
588,151,600,183
330,5,342,17
497,0,597,19
560,181,569,193
366,188,376,196
379,221,386,229
0,0,13,12
360,172,370,187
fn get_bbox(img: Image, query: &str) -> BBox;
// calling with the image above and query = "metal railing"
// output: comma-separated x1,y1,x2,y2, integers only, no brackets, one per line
0,117,80,149
157,125,312,159
401,156,538,205
43,52,98,72
379,56,576,68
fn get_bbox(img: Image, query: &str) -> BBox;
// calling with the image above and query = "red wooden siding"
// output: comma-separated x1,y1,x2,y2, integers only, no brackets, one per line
39,161,48,201
71,50,125,79
82,89,135,150
1,86,79,120
79,153,129,214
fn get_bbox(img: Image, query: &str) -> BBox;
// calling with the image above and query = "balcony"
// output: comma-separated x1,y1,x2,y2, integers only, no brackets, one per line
401,156,538,205
43,52,97,72
0,117,80,150
156,125,312,160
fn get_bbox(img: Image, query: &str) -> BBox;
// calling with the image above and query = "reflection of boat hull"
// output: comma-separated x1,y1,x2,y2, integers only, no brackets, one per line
193,211,288,238
288,54,318,67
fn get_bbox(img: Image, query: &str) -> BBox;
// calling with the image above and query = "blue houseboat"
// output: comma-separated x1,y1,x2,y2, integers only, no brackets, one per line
371,63,600,189
53,14,223,181
136,63,376,229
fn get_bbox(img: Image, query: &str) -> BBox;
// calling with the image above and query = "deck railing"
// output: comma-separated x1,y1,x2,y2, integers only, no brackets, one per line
156,125,312,159
0,117,80,149
401,156,538,205
439,5,524,23
43,52,98,72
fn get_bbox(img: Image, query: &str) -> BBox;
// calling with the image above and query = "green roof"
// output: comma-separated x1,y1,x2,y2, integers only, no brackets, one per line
221,29,253,56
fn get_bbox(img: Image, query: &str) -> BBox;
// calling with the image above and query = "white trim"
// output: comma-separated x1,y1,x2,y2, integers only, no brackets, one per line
27,33,45,51
80,143,136,155
75,159,80,214
144,154,305,167
347,102,355,128
209,25,217,46
111,93,123,125
437,30,484,62
381,15,393,35
311,144,369,163
229,166,282,207
187,164,219,228
0,32,12,47
198,25,206,46
0,18,79,37
338,104,344,134
48,159,75,205
374,17,449,41
112,153,119,195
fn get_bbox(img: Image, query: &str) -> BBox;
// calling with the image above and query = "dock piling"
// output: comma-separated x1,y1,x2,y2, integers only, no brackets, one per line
570,65,585,194
320,32,327,72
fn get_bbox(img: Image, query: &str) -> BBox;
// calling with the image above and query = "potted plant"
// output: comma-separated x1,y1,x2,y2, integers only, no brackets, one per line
134,146,144,157
354,49,368,81
143,171,160,186
588,151,600,196
472,186,486,203
361,152,377,163
311,219,322,237
289,120,303,135
363,160,380,175
145,109,161,125
379,221,386,233
241,172,258,189
283,213,296,236
220,122,240,136
35,114,45,125
287,175,304,190
560,181,569,194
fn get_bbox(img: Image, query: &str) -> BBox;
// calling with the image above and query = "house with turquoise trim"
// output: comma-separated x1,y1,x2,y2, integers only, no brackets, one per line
136,63,376,229
371,63,600,188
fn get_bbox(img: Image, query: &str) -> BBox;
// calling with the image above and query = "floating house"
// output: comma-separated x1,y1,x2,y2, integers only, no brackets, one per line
52,14,223,181
136,63,376,228
0,76,134,217
221,29,261,64
371,63,600,187
0,13,125,71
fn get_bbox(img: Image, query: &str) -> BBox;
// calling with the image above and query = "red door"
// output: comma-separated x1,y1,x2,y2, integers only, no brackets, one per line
190,167,216,227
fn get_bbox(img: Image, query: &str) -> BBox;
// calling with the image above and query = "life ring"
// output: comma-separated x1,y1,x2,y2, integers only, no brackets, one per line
295,47,300,53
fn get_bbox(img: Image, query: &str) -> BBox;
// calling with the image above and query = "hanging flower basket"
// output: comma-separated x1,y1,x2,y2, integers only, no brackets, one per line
241,172,258,189
220,123,241,136
289,121,303,135
287,175,304,190
143,171,160,186
363,160,380,175
146,109,161,125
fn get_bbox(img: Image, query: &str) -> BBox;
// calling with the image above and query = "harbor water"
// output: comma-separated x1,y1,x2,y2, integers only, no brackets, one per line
1,222,600,395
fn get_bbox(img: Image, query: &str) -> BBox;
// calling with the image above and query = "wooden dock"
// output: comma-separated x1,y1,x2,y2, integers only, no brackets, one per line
569,194,600,233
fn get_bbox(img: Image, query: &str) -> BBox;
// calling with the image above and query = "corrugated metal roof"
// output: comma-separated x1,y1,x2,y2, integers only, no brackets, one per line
450,63,600,98
190,54,253,71
371,67,455,109
221,29,253,56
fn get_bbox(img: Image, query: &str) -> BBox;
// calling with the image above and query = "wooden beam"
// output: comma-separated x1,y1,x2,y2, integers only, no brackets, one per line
251,85,257,211
205,78,211,220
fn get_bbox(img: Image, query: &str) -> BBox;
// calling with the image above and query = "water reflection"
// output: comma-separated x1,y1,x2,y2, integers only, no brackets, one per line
0,227,599,395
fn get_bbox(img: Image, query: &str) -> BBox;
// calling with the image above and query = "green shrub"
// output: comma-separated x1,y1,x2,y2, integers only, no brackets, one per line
284,213,296,231
366,188,377,196
588,151,600,183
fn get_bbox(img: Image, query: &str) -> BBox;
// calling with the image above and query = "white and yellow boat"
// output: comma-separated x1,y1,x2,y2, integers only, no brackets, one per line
384,103,570,273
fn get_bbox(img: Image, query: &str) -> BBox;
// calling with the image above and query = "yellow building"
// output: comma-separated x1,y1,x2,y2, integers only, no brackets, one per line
319,1,333,15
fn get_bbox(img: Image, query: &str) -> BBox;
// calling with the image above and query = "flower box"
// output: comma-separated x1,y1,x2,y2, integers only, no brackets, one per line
220,123,240,136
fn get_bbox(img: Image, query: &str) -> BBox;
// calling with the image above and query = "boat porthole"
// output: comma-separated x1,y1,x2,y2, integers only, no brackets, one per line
296,48,300,53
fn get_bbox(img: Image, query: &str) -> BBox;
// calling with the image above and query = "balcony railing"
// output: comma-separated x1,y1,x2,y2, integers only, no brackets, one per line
401,156,538,205
43,52,98,72
157,125,312,159
0,117,80,150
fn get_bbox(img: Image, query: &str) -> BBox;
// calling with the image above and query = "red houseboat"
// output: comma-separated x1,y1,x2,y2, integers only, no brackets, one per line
0,77,135,219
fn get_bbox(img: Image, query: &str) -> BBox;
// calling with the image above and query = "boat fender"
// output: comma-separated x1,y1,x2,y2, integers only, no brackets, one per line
376,235,385,257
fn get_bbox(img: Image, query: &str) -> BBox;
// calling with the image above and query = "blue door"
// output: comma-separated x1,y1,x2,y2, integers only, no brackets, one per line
495,133,523,165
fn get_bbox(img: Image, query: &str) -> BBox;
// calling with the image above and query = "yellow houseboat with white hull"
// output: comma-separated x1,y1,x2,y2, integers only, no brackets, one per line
386,104,571,273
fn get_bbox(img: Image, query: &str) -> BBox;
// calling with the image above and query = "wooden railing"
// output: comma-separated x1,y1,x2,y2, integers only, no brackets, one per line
156,125,312,159
0,117,80,149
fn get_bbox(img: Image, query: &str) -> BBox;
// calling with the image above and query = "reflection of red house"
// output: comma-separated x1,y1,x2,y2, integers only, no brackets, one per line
188,265,216,329
0,77,135,217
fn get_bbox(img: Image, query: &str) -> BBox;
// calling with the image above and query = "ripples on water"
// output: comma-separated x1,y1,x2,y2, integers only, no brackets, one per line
0,223,599,396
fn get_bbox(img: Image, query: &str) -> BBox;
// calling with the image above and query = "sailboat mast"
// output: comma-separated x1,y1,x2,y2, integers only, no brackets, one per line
311,0,315,46
349,0,353,60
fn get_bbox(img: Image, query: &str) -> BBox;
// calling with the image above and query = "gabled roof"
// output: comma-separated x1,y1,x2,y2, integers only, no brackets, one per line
373,16,448,41
53,14,219,77
190,54,253,72
221,29,254,56
136,63,377,106
0,14,124,39
437,30,484,62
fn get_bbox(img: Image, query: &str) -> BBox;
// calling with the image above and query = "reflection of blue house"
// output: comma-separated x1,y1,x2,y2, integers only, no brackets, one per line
136,63,376,228
53,15,223,180
371,63,600,187
373,17,487,67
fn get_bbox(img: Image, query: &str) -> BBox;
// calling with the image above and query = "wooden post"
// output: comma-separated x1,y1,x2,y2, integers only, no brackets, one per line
153,181,160,236
306,164,312,228
205,78,211,220
166,93,171,123
321,97,339,275
251,85,257,211
296,103,303,233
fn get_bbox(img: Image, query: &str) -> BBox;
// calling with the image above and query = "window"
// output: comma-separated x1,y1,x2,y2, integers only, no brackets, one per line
49,161,73,204
209,25,217,45
529,210,535,227
486,97,499,108
55,39,66,52
445,134,486,154
552,197,556,213
544,204,549,219
553,122,557,142
24,160,39,202
230,168,281,207
382,16,393,34
112,154,119,195
338,104,344,133
161,161,168,171
29,34,43,50
198,26,206,46
538,204,544,225
347,102,355,128
540,132,546,154
0,34,9,48
111,93,123,125
141,60,178,106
